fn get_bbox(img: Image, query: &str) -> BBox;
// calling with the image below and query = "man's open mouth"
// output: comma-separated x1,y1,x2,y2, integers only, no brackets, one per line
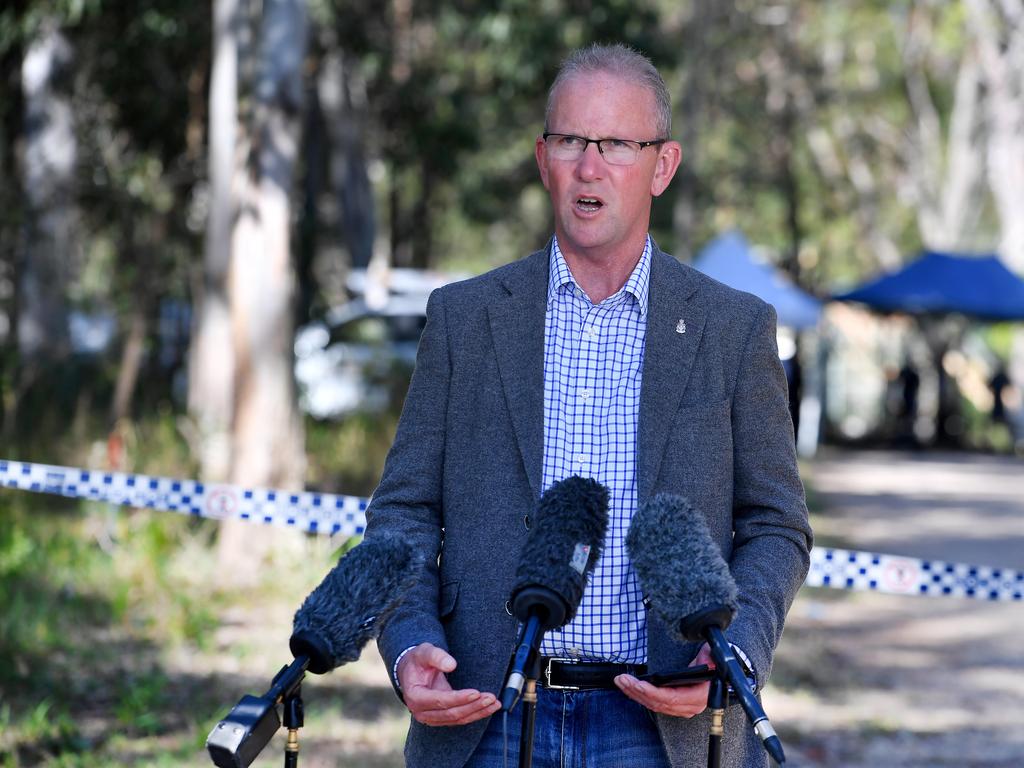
576,197,603,212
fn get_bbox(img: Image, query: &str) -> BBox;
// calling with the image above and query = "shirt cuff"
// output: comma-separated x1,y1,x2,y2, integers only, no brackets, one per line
729,643,758,693
393,645,418,690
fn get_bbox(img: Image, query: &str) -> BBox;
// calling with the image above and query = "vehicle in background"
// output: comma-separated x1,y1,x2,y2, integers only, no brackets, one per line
294,268,465,419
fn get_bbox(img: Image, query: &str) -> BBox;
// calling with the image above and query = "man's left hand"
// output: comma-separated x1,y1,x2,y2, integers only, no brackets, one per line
614,643,714,718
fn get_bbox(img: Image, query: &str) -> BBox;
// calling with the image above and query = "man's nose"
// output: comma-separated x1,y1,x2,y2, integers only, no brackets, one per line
574,141,605,180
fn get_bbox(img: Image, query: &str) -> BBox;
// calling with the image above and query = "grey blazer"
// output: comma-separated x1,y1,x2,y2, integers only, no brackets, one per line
364,242,812,768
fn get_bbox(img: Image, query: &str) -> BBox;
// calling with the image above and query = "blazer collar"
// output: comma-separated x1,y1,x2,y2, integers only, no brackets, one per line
487,244,550,498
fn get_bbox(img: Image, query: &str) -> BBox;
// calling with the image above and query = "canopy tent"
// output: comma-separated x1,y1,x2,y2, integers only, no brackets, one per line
833,250,1024,322
693,231,821,329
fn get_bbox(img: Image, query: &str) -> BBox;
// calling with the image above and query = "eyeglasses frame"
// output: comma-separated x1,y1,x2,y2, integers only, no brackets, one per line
541,132,668,164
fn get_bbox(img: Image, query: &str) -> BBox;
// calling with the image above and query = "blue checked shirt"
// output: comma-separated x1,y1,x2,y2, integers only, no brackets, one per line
538,236,651,664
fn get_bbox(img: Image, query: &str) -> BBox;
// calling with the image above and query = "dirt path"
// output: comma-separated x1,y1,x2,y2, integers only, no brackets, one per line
768,448,1024,767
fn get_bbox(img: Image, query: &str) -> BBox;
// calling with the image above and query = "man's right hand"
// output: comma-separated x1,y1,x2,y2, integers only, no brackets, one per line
397,642,501,726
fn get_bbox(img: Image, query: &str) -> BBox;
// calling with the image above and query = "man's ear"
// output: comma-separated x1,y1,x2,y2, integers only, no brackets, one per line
651,140,682,197
536,135,551,190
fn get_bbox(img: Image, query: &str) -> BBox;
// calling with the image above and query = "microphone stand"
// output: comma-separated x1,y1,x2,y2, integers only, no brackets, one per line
282,682,304,768
706,676,727,768
702,625,785,766
517,652,541,768
501,615,544,768
502,586,570,768
206,655,310,768
265,658,307,768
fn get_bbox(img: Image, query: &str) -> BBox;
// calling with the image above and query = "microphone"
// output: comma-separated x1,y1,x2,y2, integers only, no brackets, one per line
626,495,786,766
206,535,419,767
500,476,610,711
290,534,420,673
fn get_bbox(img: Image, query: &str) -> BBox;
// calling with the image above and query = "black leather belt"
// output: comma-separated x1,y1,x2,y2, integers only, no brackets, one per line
540,656,647,691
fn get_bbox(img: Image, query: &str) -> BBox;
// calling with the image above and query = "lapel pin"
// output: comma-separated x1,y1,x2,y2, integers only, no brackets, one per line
675,318,686,334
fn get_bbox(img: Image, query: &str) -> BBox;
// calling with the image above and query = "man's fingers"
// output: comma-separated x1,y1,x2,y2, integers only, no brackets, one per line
399,644,500,726
413,692,501,726
420,643,457,673
398,643,459,693
615,674,709,718
405,642,457,673
406,685,478,711
693,643,715,669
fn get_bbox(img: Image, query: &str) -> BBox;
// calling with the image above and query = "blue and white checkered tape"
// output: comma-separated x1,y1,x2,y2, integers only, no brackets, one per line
3,458,1022,601
806,547,1023,602
0,458,368,537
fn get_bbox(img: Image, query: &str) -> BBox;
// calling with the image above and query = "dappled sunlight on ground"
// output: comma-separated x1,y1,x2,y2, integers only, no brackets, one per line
769,448,1024,767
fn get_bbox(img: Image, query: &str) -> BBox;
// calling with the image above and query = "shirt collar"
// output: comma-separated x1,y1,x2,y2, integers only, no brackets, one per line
547,235,652,319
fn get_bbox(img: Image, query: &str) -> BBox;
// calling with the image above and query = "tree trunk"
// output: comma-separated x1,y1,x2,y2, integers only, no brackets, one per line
672,0,721,260
319,37,375,270
111,299,147,427
15,19,76,400
411,158,433,269
903,5,986,252
965,0,1024,272
217,0,308,581
189,0,240,482
964,0,1024,436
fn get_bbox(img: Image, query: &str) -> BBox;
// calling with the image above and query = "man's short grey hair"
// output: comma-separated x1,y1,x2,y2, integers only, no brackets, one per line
544,43,672,138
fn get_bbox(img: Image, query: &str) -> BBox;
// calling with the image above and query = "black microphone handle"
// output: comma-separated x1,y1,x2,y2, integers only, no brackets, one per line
267,655,309,703
703,625,786,766
500,613,544,712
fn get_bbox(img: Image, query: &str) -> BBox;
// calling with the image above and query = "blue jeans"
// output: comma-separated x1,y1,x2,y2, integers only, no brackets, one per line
463,687,671,768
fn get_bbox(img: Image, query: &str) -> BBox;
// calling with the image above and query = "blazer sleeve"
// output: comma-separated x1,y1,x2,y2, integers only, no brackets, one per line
725,301,813,686
363,287,452,695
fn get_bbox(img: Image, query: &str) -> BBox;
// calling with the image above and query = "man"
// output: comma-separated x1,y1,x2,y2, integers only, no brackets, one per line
364,43,812,767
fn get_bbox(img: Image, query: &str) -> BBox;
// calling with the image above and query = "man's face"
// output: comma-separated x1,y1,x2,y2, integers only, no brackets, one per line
536,71,681,262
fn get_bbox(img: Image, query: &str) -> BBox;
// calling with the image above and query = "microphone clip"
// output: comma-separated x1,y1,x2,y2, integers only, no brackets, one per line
206,656,309,768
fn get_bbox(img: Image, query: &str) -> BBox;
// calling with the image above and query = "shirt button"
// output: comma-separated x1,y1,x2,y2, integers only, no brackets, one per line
583,325,598,341
575,453,588,466
580,389,592,401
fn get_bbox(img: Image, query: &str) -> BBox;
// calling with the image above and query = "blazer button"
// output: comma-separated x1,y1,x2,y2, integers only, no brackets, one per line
523,515,531,531
505,600,513,616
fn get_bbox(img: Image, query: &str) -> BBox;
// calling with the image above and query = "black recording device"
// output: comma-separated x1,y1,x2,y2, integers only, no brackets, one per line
206,535,419,767
500,476,610,711
638,664,715,687
627,494,787,766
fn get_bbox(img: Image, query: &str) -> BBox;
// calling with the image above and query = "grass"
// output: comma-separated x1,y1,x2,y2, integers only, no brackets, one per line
0,396,413,768
0,483,408,766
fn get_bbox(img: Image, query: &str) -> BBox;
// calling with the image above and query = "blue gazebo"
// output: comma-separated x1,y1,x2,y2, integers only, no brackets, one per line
693,231,821,329
834,249,1024,447
833,250,1024,322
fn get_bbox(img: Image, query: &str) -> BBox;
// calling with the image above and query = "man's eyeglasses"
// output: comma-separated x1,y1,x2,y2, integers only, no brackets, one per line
542,133,667,166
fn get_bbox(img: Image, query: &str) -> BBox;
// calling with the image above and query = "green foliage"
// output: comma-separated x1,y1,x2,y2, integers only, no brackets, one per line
0,699,88,764
305,410,401,498
113,670,168,734
3,0,1007,459
0,380,379,763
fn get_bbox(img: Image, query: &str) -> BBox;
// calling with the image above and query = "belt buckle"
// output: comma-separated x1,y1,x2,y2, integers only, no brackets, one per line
544,657,580,691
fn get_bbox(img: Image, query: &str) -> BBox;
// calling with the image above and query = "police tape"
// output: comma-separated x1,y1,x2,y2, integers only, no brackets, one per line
805,547,1023,602
2,458,1022,602
0,458,367,537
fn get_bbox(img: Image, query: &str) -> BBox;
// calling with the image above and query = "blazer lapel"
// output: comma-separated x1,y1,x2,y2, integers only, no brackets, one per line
487,248,550,499
638,246,708,503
